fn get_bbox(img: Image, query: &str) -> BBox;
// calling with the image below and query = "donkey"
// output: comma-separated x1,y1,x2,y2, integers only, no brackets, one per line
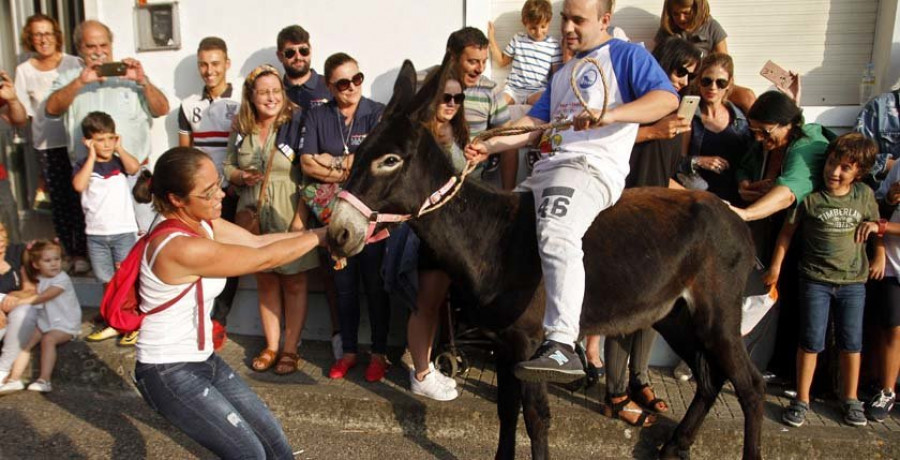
327,60,765,460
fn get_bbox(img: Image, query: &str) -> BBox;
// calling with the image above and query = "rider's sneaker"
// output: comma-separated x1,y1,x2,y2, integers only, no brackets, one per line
410,368,458,401
866,389,895,422
514,340,585,384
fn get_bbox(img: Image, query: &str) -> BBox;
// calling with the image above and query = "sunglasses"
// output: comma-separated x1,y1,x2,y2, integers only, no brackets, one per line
282,46,310,59
700,77,730,89
440,93,466,105
673,66,695,80
331,72,364,92
749,125,780,139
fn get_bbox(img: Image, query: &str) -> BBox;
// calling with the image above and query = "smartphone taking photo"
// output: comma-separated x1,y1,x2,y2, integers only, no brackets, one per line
677,95,700,120
98,62,127,77
759,60,794,89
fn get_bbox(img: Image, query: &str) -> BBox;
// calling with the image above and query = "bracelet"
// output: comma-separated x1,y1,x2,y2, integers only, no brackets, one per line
878,218,888,237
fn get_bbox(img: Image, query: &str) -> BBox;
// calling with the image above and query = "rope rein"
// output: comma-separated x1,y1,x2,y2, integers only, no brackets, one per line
416,57,610,217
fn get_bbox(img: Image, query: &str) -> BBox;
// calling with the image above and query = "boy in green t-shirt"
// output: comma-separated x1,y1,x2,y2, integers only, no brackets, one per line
764,133,885,428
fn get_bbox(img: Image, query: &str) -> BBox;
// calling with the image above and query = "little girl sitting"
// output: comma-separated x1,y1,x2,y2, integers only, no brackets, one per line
0,240,81,393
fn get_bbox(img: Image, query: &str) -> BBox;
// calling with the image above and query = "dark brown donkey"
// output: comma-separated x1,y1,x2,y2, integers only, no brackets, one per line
327,60,764,460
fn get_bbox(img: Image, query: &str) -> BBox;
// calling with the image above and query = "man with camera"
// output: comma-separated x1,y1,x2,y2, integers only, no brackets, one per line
46,20,168,166
46,20,168,233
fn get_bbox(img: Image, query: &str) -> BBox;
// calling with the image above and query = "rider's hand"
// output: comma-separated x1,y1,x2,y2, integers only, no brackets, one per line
465,142,489,164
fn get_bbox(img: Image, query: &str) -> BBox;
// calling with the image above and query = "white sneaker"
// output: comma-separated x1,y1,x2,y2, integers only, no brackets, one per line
0,379,25,395
0,370,9,384
27,379,52,393
429,363,457,389
410,369,459,401
331,333,343,360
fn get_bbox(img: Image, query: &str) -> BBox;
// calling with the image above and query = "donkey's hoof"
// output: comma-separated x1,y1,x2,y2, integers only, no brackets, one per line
659,445,690,460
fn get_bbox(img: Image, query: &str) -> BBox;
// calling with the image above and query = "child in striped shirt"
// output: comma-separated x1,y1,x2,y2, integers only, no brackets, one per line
488,0,562,105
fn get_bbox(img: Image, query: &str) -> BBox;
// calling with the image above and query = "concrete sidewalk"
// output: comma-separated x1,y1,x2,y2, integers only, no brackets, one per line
0,308,898,459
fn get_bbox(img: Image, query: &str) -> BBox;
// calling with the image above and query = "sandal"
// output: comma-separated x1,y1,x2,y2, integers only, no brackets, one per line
274,352,300,375
252,349,278,372
630,383,669,413
603,395,656,427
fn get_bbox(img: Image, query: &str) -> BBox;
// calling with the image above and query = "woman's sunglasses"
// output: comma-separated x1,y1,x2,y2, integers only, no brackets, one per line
700,77,730,89
282,46,310,59
673,66,695,80
331,72,364,92
440,93,466,105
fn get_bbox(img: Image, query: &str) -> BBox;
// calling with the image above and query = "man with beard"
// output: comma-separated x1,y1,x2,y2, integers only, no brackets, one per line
276,25,330,111
46,20,168,235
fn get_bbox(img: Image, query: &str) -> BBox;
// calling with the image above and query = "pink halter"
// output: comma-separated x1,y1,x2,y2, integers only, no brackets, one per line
337,174,461,244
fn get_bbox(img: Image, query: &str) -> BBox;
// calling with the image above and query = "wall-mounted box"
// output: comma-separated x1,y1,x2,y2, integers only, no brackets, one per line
134,2,180,52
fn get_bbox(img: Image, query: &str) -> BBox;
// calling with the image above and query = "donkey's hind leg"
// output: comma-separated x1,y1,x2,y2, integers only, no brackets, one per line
705,324,765,460
654,309,726,460
494,354,523,460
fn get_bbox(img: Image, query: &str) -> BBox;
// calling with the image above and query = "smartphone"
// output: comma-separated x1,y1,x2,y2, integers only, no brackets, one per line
98,62,127,77
759,60,793,89
677,95,700,119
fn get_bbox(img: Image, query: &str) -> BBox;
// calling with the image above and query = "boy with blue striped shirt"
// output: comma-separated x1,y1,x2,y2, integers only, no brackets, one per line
488,0,562,105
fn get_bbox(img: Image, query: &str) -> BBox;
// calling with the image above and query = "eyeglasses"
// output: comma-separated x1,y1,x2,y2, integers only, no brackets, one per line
673,66,695,80
699,77,730,89
331,72,364,92
255,88,283,98
32,32,55,40
282,46,310,59
190,177,224,201
749,125,780,139
440,93,466,105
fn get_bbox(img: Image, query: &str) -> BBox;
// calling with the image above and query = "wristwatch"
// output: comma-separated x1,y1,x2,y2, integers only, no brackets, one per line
877,218,888,237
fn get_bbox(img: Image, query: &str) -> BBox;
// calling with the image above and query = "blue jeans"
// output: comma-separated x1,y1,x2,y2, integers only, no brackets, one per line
134,354,293,459
798,279,865,353
86,233,136,283
331,240,391,354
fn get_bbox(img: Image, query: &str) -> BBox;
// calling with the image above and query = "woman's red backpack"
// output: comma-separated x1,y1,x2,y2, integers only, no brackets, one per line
100,219,203,339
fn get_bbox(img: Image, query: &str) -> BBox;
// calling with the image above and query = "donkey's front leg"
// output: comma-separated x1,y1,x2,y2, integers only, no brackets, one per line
522,380,551,460
495,356,521,460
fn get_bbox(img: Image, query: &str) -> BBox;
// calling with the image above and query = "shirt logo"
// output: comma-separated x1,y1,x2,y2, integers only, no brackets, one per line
350,134,367,146
578,69,598,89
225,104,238,120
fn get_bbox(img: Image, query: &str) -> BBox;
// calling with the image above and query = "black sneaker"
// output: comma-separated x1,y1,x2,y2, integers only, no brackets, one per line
866,389,896,422
514,340,586,384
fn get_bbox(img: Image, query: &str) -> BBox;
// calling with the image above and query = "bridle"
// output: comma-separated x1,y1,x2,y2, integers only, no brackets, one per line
336,160,478,244
336,57,608,246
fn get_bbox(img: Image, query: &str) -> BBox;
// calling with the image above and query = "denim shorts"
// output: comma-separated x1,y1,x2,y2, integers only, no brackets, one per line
798,279,865,353
86,233,136,283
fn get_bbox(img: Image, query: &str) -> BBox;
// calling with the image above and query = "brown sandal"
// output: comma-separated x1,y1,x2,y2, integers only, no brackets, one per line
630,383,669,413
252,349,278,372
274,352,300,375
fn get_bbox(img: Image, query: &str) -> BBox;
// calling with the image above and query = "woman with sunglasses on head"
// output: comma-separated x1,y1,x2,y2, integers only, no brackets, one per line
224,65,319,376
299,53,391,382
585,36,702,428
654,0,756,115
402,67,469,401
679,53,753,205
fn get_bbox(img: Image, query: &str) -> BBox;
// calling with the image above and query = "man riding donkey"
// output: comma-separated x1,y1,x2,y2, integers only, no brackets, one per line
466,0,679,382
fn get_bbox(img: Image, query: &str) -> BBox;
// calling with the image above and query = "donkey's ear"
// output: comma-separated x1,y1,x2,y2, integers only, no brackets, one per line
382,60,417,120
408,52,454,123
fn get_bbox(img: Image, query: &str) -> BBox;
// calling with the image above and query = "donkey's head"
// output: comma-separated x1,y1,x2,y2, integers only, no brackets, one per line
328,58,461,257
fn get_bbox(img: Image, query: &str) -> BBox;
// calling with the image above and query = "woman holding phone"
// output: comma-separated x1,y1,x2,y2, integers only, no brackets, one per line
224,65,318,376
680,53,753,204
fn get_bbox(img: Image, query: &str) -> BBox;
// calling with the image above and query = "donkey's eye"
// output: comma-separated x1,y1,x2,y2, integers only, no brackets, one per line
372,153,403,176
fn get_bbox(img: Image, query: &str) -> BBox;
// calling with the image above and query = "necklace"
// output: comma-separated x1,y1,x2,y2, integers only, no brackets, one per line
337,106,356,155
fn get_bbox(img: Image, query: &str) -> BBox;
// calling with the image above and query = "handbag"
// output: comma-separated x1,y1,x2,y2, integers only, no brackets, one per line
235,143,277,234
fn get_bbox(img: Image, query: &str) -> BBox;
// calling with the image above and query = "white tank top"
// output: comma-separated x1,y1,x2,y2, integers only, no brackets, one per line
135,221,226,364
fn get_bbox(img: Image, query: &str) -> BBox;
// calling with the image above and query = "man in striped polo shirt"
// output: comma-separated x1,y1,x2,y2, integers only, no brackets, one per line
177,36,241,349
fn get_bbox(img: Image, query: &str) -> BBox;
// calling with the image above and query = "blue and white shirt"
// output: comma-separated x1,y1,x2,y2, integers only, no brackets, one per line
72,156,138,235
503,33,562,92
529,39,677,187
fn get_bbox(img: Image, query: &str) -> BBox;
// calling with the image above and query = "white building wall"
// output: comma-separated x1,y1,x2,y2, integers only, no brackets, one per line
84,0,465,167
